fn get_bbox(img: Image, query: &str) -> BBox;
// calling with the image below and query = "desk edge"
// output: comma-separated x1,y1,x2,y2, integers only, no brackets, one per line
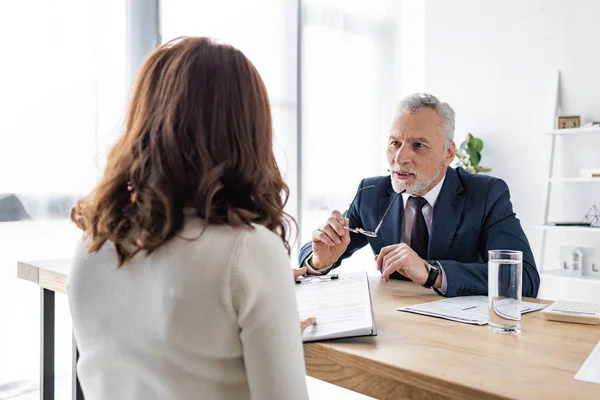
17,261,40,284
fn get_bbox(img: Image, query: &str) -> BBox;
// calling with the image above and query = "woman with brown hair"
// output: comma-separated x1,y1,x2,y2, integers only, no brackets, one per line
67,37,310,399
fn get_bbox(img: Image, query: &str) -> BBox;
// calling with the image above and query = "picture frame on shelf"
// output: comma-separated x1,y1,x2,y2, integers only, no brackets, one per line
556,115,581,129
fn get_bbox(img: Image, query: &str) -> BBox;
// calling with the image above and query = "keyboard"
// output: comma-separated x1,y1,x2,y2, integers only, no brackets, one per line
542,300,600,325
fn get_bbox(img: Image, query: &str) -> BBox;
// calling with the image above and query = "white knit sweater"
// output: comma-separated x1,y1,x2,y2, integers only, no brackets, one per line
67,212,309,399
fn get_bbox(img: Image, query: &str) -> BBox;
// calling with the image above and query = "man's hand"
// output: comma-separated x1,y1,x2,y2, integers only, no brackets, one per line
293,267,317,333
310,210,351,270
375,243,436,286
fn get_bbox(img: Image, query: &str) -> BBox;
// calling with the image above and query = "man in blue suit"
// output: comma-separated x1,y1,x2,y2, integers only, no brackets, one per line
298,93,540,297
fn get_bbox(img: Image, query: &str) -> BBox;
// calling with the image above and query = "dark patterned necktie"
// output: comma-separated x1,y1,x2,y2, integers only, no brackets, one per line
409,196,429,259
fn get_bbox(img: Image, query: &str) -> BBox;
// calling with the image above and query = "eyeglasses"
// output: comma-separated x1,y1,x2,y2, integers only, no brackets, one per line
342,186,404,237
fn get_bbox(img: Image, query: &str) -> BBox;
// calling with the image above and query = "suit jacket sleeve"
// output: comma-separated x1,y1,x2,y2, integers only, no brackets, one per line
298,180,370,271
436,179,540,298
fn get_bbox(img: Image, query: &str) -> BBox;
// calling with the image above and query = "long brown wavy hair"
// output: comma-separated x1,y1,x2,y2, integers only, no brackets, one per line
71,37,294,265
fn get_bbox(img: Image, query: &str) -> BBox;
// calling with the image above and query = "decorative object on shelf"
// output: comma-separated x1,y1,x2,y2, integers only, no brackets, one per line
583,205,600,228
559,246,600,278
556,115,581,129
580,168,600,178
593,261,600,278
454,133,491,174
567,248,583,276
551,222,592,227
583,121,600,127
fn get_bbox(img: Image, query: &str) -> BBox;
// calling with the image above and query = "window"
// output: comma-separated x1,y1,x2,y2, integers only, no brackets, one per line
1,1,409,397
0,1,126,396
299,0,400,268
161,0,300,257
161,1,403,266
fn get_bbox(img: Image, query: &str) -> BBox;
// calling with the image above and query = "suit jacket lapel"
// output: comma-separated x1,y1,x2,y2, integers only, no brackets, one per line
429,167,465,259
379,187,403,245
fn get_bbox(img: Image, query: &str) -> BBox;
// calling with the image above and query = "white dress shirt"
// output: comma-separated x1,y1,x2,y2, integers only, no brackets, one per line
307,175,448,293
401,176,448,293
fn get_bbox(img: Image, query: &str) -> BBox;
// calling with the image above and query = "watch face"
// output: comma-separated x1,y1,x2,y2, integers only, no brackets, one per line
427,261,439,271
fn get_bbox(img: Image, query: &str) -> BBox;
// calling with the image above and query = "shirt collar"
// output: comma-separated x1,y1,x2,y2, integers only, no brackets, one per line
401,173,447,209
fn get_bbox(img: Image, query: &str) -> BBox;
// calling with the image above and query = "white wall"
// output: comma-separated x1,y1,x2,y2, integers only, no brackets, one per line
423,0,600,301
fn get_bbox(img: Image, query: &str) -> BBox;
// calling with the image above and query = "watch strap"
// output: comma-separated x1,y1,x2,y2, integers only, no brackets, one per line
422,260,440,288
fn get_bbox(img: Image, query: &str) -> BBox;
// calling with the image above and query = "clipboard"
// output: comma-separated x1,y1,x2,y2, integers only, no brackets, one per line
295,271,377,342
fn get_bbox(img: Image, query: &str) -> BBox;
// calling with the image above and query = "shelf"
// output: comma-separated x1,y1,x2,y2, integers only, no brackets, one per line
548,177,600,183
534,224,600,233
540,271,600,303
541,270,600,283
547,126,600,136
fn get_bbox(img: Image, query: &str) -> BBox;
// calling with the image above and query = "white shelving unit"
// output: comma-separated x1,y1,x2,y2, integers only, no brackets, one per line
544,126,600,136
538,271,600,303
548,177,600,183
541,270,600,281
535,224,600,234
538,127,600,289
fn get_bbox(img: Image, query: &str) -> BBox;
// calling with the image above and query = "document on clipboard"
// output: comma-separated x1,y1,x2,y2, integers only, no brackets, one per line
295,271,377,342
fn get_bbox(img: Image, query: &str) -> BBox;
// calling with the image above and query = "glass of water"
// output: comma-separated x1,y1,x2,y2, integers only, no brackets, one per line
488,250,523,334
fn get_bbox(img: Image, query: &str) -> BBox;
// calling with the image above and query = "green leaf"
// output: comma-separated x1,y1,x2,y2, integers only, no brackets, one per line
467,148,481,166
474,165,491,173
470,138,483,152
467,133,474,141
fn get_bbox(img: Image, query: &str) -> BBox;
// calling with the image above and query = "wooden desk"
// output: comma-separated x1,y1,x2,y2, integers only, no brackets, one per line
18,259,81,400
305,277,600,399
18,260,600,400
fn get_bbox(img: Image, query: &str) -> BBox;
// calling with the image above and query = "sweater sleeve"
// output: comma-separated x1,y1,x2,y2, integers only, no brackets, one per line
231,227,309,400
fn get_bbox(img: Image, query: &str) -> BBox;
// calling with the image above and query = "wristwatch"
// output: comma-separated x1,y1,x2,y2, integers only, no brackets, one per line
422,260,441,289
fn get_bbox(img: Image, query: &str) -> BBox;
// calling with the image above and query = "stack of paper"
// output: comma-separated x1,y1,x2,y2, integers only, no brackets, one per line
575,340,600,384
397,296,547,325
296,271,376,342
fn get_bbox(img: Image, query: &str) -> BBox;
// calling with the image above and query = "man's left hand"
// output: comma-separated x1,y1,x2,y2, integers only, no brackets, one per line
375,243,431,285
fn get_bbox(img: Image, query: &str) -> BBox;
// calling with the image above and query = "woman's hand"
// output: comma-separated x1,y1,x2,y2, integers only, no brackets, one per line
293,267,317,333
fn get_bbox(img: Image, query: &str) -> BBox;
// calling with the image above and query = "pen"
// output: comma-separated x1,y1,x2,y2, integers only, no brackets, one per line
461,306,476,311
295,274,339,284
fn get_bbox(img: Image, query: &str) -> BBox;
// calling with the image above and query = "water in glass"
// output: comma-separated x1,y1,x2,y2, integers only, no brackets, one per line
488,254,522,334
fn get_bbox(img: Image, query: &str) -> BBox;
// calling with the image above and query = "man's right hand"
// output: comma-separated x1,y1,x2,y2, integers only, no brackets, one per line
310,210,351,270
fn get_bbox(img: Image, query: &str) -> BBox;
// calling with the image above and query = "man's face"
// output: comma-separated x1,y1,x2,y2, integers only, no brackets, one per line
387,108,456,196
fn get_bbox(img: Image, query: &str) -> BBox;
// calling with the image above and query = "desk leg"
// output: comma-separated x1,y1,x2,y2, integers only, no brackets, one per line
41,288,55,400
72,336,84,400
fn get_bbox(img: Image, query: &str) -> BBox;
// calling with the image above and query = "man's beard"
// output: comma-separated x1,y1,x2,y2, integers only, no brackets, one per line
391,164,444,195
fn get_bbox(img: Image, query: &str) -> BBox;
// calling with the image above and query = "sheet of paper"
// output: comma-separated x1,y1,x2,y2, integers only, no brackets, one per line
575,340,600,384
296,271,374,341
397,296,547,325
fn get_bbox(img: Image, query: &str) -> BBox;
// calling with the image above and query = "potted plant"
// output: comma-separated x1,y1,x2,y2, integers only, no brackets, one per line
454,133,491,173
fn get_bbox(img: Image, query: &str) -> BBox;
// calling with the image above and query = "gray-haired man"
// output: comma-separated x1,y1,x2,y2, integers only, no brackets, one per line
298,93,540,297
